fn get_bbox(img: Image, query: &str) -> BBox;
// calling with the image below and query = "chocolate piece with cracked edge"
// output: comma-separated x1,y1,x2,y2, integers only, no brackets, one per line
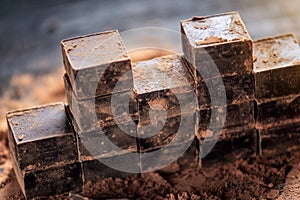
199,124,256,162
257,121,300,156
65,105,138,159
64,74,137,133
61,30,133,100
81,152,140,185
181,12,253,79
256,94,300,126
197,100,255,131
137,112,196,152
11,157,82,200
132,55,196,125
253,34,300,100
6,102,78,171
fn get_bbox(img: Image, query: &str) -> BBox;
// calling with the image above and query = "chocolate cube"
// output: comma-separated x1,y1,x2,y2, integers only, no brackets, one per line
61,30,133,99
140,138,198,173
12,160,82,199
253,34,300,100
257,121,300,156
199,124,256,161
6,102,77,171
65,105,138,159
64,74,137,133
81,152,140,184
197,100,255,131
138,113,196,152
181,12,253,79
256,94,300,126
132,55,196,125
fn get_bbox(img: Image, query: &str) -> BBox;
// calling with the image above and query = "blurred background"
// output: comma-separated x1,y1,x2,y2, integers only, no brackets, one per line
0,0,300,131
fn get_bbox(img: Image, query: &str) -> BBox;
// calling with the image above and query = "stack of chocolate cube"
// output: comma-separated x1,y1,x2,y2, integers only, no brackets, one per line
61,30,140,184
253,34,300,155
131,54,198,172
5,11,300,199
180,12,256,160
6,103,82,199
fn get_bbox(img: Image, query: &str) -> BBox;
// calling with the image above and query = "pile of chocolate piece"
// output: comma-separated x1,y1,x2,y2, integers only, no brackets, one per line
6,12,300,199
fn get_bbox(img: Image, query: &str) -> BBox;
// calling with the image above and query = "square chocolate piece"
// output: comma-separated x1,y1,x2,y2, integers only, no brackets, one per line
6,102,78,171
256,94,300,126
253,34,300,100
137,113,196,152
65,105,138,159
132,54,196,125
81,152,140,185
64,74,137,133
181,12,253,79
140,138,199,173
199,124,256,161
61,30,133,99
197,100,255,131
12,159,82,199
257,121,300,156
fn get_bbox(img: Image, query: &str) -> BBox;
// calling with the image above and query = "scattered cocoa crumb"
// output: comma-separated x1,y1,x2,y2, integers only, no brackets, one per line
262,58,269,63
196,36,228,46
268,183,274,188
253,55,257,62
232,38,240,41
72,44,77,48
193,24,209,30
148,98,168,110
234,20,243,26
17,134,24,141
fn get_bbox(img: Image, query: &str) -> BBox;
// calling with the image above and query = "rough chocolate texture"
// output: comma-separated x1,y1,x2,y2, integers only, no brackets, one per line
256,94,300,126
132,55,196,124
6,102,77,171
200,125,256,161
181,12,253,78
253,34,300,99
61,30,133,99
65,105,138,158
258,121,300,156
82,154,139,184
195,71,255,108
21,162,82,199
138,113,195,152
141,138,199,172
64,74,137,133
197,100,255,131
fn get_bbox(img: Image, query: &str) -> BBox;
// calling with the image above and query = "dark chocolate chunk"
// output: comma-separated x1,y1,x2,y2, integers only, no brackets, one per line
64,74,137,133
200,124,256,162
132,55,196,125
6,102,78,171
137,113,196,152
257,121,300,156
253,34,300,100
65,105,138,158
181,12,253,78
197,100,255,131
61,30,133,99
140,138,198,173
255,94,300,126
194,71,255,108
81,153,140,184
17,162,82,199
